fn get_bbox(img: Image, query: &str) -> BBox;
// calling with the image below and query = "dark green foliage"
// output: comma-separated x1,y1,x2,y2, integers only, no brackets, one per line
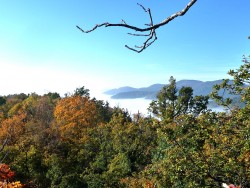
211,55,250,109
0,57,250,187
44,92,61,100
148,76,209,121
0,97,6,106
92,98,112,123
74,86,90,97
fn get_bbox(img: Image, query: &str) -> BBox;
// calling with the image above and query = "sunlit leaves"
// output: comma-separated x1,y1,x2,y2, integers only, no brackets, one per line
0,65,249,187
0,113,26,144
54,95,98,140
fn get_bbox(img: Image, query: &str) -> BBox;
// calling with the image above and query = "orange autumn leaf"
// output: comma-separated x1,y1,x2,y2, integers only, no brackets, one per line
54,96,98,139
0,113,26,144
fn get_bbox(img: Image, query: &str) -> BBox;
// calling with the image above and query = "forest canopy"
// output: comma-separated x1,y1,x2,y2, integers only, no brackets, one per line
0,56,249,187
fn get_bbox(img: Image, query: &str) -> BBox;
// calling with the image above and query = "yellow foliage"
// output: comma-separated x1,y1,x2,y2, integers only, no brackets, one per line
54,96,98,140
0,114,26,144
0,181,23,188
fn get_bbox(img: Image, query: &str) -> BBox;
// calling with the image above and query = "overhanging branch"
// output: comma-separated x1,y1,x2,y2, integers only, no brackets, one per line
77,0,197,53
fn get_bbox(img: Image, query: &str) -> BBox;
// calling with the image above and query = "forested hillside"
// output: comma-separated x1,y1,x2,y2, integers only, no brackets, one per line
0,58,249,187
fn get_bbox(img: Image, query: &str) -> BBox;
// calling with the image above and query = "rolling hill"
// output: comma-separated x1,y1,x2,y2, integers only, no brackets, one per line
104,79,233,100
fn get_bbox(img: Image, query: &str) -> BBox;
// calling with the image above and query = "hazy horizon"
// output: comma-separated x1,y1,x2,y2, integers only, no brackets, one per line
1,1,249,97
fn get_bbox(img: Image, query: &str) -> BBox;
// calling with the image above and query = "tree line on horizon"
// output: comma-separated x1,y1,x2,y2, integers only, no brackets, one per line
0,56,249,187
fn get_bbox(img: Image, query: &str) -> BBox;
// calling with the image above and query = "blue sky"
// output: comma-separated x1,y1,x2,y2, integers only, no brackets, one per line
0,0,249,97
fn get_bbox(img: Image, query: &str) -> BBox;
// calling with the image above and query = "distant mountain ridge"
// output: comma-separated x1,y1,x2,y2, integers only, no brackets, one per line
104,79,231,99
104,86,137,95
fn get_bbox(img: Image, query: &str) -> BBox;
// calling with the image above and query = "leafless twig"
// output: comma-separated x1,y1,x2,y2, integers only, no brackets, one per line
0,138,8,153
77,0,197,53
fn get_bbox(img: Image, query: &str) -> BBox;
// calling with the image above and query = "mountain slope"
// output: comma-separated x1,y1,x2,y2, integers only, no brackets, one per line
103,86,137,95
104,80,228,99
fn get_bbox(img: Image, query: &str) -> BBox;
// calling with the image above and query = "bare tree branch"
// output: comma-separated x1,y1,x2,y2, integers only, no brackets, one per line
0,137,10,163
0,138,8,153
77,0,197,53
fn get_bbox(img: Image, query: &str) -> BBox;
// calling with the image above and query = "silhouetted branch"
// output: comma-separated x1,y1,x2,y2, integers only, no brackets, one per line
77,0,197,53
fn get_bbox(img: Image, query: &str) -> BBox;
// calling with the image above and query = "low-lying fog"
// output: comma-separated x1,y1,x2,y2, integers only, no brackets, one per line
93,93,225,116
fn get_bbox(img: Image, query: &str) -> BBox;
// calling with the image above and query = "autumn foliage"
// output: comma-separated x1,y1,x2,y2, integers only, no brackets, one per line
0,56,249,187
0,163,23,188
54,95,98,140
0,163,15,181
